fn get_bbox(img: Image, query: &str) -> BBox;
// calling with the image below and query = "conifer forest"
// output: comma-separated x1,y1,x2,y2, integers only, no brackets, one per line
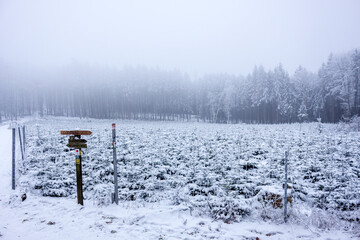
1,49,359,124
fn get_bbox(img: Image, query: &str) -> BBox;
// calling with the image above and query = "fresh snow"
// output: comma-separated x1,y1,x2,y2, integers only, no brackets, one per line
0,118,358,239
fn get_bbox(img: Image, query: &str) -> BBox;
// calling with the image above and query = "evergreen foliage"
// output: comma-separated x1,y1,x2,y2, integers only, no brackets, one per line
1,49,359,123
21,118,360,226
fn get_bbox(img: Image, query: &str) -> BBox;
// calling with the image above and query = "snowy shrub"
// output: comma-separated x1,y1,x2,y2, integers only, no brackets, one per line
350,116,360,131
349,216,360,238
207,196,251,223
309,209,340,230
93,184,112,205
254,190,290,222
258,204,284,222
171,187,187,205
20,119,360,228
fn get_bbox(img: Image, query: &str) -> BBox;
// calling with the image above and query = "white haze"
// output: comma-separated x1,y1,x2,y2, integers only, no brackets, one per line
0,0,360,76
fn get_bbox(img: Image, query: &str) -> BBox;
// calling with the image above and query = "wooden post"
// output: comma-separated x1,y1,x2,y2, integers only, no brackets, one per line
284,151,289,223
75,149,84,205
12,127,16,190
18,127,24,161
112,123,119,204
61,130,91,205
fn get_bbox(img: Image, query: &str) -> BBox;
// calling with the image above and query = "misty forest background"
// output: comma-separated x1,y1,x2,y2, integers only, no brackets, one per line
1,49,359,124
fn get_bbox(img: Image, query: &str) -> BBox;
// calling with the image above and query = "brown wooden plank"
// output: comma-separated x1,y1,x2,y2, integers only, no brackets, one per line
61,130,92,135
67,143,87,148
69,139,87,143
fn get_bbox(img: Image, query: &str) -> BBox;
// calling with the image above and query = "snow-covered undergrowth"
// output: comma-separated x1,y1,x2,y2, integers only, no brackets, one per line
19,118,360,232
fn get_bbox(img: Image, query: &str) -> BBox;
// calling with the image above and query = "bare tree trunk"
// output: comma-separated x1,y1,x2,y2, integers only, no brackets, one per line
354,67,359,116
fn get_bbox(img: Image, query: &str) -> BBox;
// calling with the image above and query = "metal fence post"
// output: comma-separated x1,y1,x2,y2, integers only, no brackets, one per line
112,123,119,204
12,127,16,190
18,127,24,161
284,151,289,223
22,125,26,153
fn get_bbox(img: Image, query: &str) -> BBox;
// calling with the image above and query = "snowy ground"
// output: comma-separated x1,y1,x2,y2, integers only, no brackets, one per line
0,118,358,239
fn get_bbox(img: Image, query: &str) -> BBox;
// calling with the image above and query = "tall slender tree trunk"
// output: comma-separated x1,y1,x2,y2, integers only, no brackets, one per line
354,67,359,116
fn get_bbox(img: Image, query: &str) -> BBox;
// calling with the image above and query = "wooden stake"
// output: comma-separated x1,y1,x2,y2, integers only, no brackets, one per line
76,149,84,205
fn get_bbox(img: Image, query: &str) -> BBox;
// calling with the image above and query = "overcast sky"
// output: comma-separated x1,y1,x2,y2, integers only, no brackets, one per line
0,0,359,76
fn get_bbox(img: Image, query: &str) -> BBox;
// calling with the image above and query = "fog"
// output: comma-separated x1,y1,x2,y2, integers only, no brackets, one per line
1,0,359,75
0,1,360,124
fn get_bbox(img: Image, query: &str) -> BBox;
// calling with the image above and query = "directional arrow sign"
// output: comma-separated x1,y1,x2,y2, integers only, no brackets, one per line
69,139,87,144
67,143,87,149
61,131,92,136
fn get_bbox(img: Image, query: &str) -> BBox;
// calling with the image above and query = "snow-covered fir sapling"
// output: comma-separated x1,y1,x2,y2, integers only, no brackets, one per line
13,119,360,229
316,117,323,134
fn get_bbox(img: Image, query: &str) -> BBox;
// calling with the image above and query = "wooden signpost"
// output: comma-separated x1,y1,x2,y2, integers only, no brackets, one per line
67,137,87,149
61,130,92,136
61,130,92,205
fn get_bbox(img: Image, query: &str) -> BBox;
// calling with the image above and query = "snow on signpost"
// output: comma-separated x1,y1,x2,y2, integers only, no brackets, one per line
61,130,92,205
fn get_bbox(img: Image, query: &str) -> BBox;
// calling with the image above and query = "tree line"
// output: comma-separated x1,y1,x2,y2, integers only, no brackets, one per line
0,49,359,123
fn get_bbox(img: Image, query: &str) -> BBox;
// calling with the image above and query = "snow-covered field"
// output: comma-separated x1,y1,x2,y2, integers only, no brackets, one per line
0,117,359,239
